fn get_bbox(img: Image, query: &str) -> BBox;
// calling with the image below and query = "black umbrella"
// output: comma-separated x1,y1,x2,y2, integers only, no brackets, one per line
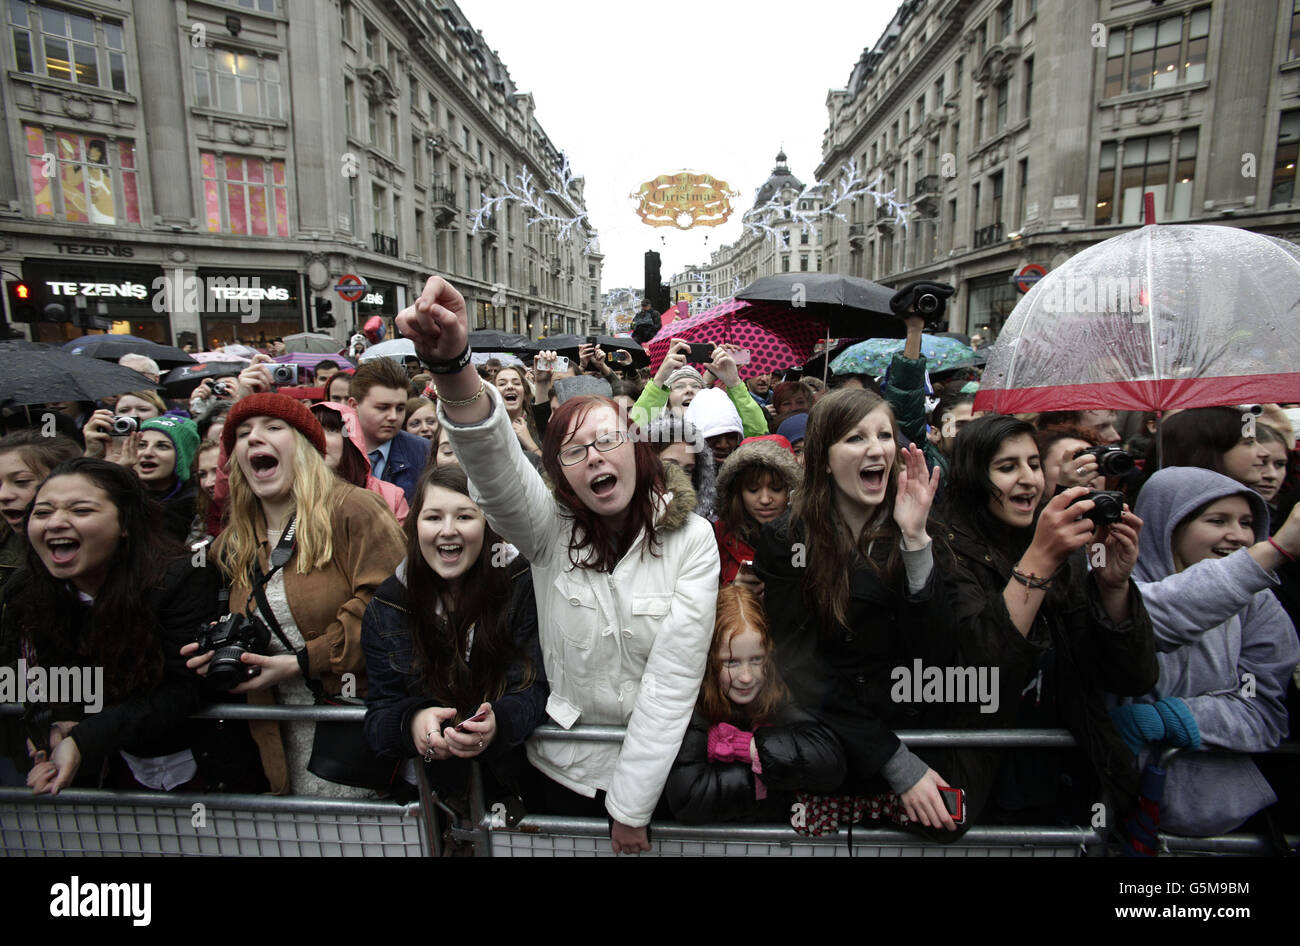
521,334,583,353
162,359,249,396
735,273,904,340
469,330,531,352
0,349,162,406
63,334,196,367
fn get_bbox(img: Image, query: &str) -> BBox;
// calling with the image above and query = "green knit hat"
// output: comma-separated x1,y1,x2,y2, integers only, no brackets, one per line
140,415,200,482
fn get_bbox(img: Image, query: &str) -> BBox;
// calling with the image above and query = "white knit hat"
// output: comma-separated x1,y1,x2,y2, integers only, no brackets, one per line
685,387,742,440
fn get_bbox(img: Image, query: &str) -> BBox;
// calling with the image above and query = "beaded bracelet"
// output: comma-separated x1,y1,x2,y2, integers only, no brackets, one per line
436,380,486,408
1010,562,1059,590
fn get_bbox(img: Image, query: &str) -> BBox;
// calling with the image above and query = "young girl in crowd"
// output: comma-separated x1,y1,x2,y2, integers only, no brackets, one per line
1254,422,1291,516
362,466,546,809
940,414,1157,833
400,275,720,855
1120,467,1300,837
130,416,200,543
404,397,439,442
644,413,717,520
185,394,405,796
311,401,410,524
193,439,221,545
491,365,542,456
753,388,959,833
4,459,221,793
665,585,844,823
0,431,82,590
1158,407,1271,488
713,435,801,595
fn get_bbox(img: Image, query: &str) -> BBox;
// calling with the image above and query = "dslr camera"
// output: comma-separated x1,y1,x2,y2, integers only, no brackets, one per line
270,364,298,385
110,415,139,436
1072,445,1134,477
194,613,272,691
1069,490,1125,526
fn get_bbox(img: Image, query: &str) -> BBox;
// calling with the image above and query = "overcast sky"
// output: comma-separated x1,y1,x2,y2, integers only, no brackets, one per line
456,0,896,291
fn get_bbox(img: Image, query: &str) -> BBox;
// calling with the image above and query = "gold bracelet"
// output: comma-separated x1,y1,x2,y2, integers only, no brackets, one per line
436,380,486,408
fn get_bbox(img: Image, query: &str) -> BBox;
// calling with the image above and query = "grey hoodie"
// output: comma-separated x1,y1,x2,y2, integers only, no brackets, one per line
1130,467,1300,835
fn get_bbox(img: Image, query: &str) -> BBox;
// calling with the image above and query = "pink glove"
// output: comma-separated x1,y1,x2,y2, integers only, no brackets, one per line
707,722,754,764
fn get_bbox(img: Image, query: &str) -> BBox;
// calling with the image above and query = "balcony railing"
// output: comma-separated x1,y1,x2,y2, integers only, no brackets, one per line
974,222,1005,249
913,174,942,198
372,232,399,257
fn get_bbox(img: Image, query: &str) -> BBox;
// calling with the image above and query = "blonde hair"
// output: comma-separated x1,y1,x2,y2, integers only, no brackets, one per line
117,389,167,415
215,428,346,582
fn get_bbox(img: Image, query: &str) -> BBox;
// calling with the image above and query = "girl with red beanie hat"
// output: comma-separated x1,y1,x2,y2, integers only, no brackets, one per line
184,393,406,795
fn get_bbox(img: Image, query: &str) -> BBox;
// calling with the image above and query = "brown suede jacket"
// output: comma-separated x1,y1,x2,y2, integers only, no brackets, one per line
226,484,405,793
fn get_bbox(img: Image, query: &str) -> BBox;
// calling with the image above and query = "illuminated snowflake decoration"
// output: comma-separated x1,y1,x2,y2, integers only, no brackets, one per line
743,158,910,242
472,152,592,244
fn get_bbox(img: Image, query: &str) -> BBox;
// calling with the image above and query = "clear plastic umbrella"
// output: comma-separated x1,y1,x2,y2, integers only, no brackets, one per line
974,225,1300,413
359,337,416,362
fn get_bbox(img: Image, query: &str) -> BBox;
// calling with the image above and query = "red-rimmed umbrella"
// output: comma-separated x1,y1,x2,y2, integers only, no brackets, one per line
644,298,827,378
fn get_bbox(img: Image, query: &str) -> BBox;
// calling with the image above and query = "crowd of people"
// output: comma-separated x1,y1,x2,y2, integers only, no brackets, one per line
1,274,1297,856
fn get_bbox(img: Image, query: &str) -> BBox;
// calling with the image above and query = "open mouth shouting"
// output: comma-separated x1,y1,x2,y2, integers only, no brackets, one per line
589,472,618,498
1,506,25,529
1007,490,1038,515
436,542,465,565
45,535,80,566
247,450,281,483
859,464,887,493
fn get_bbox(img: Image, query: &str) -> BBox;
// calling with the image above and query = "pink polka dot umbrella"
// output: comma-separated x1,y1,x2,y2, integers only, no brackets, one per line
644,298,827,378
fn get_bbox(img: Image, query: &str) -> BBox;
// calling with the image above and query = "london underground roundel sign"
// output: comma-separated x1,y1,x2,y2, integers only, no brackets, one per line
335,274,367,303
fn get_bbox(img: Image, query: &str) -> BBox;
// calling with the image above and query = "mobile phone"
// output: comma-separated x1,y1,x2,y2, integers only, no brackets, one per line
938,786,966,824
454,709,490,733
537,355,569,372
732,348,751,366
586,335,597,346
686,343,715,363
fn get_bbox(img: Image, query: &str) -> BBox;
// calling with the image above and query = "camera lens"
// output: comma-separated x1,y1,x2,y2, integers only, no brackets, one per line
917,293,939,314
111,416,137,435
206,646,250,691
1098,450,1134,477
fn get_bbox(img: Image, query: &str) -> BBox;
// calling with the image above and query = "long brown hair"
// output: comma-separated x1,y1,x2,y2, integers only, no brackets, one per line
792,388,904,631
540,395,666,572
699,585,789,726
721,465,793,547
403,465,530,713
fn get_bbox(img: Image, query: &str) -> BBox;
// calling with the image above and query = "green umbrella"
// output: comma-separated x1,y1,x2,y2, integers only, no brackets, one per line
830,334,985,378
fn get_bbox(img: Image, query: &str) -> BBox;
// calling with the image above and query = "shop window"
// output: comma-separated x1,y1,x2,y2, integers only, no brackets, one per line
200,150,290,236
1272,111,1300,205
25,126,140,224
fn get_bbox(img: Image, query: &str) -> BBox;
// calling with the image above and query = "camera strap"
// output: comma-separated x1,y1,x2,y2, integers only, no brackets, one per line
246,515,301,656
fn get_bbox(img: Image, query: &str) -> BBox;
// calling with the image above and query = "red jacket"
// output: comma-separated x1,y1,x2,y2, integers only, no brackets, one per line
714,518,754,586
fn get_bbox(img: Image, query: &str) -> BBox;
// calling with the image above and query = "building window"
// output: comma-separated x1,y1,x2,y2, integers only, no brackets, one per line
411,135,422,179
192,46,282,118
388,111,398,156
371,182,387,234
990,171,1004,225
340,0,352,44
1016,158,1028,228
200,151,289,236
800,255,809,272
999,0,1013,39
223,0,275,10
1097,131,1197,224
1291,0,1300,61
363,18,377,60
974,97,984,142
800,230,809,245
24,126,140,224
347,175,357,233
967,271,1018,344
782,256,790,273
10,2,128,91
1272,111,1300,204
367,100,378,147
343,78,355,136
1022,57,1033,118
994,81,1007,133
1105,7,1210,98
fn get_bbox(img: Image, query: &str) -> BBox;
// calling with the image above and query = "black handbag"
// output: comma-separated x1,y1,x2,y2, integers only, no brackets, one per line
250,519,398,792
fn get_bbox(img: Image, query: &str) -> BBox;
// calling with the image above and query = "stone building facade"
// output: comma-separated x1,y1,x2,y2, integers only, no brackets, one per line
0,0,601,348
818,0,1300,343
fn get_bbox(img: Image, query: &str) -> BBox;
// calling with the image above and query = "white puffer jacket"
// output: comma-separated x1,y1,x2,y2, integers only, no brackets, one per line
440,384,719,826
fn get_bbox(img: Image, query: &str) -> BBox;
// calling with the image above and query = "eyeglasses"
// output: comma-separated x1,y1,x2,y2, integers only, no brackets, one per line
559,429,627,466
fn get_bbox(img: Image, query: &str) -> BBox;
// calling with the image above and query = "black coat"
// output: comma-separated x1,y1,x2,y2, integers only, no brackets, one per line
665,704,845,824
360,563,547,796
0,555,222,780
940,510,1159,820
752,511,957,794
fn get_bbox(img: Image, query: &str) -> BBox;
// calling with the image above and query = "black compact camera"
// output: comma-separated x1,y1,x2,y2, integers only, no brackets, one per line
110,415,138,436
195,613,272,691
1073,445,1134,477
1069,490,1125,526
890,281,956,322
212,379,235,398
270,363,298,385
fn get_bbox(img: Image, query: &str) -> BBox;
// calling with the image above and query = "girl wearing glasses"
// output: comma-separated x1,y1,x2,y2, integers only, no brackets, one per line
399,276,720,855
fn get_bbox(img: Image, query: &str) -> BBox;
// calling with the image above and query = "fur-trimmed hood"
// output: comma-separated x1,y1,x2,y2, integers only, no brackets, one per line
644,413,717,519
657,456,700,533
715,436,803,505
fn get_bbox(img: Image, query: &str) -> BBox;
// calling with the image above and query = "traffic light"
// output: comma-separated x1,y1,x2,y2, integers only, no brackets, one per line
5,280,36,322
313,297,335,330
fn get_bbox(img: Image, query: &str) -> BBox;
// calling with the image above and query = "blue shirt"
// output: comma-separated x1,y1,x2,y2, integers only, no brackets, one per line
368,439,393,481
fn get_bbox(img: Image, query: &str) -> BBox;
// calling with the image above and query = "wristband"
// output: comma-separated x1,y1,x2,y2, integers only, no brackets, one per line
421,344,473,375
1268,536,1296,563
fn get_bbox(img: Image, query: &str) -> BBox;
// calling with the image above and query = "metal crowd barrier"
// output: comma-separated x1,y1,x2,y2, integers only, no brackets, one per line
0,704,1294,857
